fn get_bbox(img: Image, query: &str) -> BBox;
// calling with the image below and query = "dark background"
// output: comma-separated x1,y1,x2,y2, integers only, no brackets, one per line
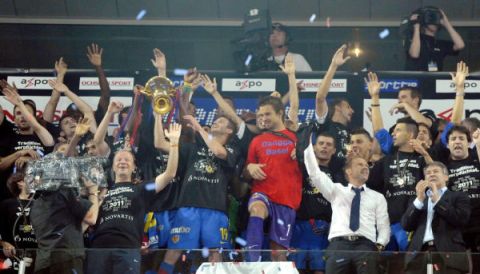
0,0,479,72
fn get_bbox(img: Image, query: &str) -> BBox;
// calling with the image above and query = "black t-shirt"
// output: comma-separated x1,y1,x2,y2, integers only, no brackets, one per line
0,118,15,201
404,34,458,71
175,134,239,213
444,154,480,231
0,198,37,249
319,119,350,161
368,151,426,223
30,188,91,272
296,165,338,222
6,131,53,157
91,182,155,248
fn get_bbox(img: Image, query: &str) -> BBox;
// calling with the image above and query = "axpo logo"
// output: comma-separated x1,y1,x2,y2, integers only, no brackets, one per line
236,79,263,90
7,76,56,90
364,79,418,93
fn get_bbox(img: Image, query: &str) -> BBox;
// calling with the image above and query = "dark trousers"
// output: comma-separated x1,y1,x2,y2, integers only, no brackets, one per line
325,237,379,274
405,244,465,274
86,249,141,274
35,257,83,274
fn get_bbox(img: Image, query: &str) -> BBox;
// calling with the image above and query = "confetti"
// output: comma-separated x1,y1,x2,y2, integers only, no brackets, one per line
201,247,209,258
326,17,331,28
144,182,156,191
276,218,284,225
174,68,188,76
309,14,317,23
379,28,390,39
136,9,147,21
244,54,253,66
235,237,247,246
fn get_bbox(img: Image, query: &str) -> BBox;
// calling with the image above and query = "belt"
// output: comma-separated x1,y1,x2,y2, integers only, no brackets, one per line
331,235,367,242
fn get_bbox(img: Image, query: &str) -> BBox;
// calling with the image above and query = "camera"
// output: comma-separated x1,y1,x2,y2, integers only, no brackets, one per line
399,6,443,37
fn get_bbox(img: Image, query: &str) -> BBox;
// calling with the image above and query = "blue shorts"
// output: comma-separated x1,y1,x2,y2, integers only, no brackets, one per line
248,192,296,248
168,207,230,249
288,219,329,270
385,222,409,252
144,210,176,249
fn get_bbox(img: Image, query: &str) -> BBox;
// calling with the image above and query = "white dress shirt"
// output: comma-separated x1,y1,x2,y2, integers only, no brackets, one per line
304,143,390,246
413,187,448,243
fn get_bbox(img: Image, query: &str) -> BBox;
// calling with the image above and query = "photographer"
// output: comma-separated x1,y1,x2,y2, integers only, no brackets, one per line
404,7,464,71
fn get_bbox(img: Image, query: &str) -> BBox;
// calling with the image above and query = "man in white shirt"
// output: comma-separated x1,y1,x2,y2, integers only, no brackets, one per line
304,143,390,274
267,23,312,72
401,162,470,274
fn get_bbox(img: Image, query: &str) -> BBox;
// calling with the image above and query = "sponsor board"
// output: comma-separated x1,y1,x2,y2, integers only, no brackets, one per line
436,80,480,93
7,76,56,90
79,77,135,90
363,99,480,134
298,79,347,92
363,79,418,93
221,78,276,92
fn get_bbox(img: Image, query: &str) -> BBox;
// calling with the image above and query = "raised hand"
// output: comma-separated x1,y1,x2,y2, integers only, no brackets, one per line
450,61,469,90
107,101,124,114
200,74,217,95
183,115,201,131
86,43,104,67
75,117,91,137
1,80,22,106
48,79,70,93
389,103,405,116
184,67,199,84
439,9,451,27
279,53,295,75
331,44,351,67
151,48,166,71
365,72,381,98
164,123,182,144
54,57,68,75
409,139,428,156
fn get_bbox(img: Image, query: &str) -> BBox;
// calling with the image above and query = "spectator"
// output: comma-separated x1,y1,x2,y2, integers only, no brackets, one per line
405,7,464,71
401,161,470,274
303,143,390,274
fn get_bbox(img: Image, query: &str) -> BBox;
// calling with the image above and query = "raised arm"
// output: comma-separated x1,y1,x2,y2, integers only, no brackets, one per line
183,115,228,160
316,44,350,119
178,68,199,125
408,14,421,58
154,113,170,153
93,101,124,156
155,123,181,192
1,81,54,146
151,48,167,77
390,102,432,127
280,54,299,129
365,72,384,133
450,61,469,125
200,74,243,126
87,43,110,116
48,80,97,132
43,57,67,123
303,141,335,201
440,10,465,51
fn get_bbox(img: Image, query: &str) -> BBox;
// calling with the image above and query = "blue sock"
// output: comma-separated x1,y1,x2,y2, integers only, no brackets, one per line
246,216,264,262
158,262,174,274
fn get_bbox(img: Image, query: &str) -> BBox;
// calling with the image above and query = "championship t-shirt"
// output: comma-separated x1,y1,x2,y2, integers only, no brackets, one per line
446,154,480,231
296,165,336,222
0,198,37,248
247,129,303,209
175,134,239,213
91,182,155,248
368,151,426,223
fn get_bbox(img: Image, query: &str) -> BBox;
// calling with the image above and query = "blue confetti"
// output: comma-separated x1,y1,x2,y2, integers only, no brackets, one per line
136,9,147,21
144,182,156,191
201,247,209,258
244,54,253,66
174,68,188,76
235,237,247,246
379,28,390,39
309,14,317,23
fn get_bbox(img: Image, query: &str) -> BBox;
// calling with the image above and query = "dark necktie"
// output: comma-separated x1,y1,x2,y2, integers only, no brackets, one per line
350,187,364,231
